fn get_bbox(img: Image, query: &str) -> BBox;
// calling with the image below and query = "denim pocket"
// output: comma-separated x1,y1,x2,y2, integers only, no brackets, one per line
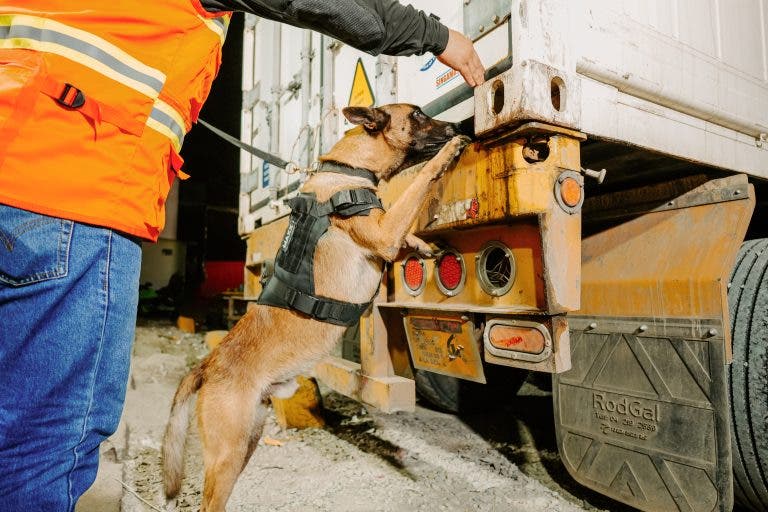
0,205,73,286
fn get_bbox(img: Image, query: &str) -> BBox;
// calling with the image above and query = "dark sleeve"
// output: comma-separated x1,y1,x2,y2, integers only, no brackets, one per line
200,0,449,56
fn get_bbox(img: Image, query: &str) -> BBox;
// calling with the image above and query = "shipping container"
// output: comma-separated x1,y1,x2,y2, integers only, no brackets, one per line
237,1,768,511
239,0,767,235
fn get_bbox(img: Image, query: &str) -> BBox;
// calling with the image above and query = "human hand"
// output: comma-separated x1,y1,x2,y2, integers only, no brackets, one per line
436,29,485,87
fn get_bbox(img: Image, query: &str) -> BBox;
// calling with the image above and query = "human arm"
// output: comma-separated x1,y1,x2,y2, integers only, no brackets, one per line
201,0,484,85
436,28,485,87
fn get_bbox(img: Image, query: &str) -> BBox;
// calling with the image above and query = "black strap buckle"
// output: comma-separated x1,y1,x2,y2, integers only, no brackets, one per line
285,287,321,317
284,286,298,306
57,83,85,109
312,301,332,321
330,189,352,210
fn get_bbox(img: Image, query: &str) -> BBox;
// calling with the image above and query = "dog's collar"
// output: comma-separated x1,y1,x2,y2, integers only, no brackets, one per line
316,161,379,186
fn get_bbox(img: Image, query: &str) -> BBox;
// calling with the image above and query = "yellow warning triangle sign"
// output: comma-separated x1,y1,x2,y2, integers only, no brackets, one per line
348,58,375,107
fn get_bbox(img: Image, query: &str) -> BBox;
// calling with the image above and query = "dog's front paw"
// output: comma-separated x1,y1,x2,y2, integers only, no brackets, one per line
443,135,471,159
404,234,433,257
452,134,472,152
431,135,471,179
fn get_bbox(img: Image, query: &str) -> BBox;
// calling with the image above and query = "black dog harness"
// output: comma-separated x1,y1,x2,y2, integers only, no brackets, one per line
257,163,383,326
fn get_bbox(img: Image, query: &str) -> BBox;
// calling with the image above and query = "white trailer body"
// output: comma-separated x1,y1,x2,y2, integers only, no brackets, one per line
239,0,767,237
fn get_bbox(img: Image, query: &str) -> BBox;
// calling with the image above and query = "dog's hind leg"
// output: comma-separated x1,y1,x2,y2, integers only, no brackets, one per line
197,382,266,512
244,400,270,465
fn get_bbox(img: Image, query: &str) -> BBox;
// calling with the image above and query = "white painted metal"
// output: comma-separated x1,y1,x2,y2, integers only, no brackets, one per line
239,15,325,233
570,0,768,177
474,59,582,136
504,0,768,176
238,1,483,235
239,0,768,235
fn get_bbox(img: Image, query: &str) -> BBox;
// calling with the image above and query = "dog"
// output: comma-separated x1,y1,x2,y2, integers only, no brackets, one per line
162,103,470,511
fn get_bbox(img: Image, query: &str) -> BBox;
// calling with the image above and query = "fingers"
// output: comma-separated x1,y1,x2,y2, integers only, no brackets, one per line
436,29,486,88
459,67,477,88
468,51,485,86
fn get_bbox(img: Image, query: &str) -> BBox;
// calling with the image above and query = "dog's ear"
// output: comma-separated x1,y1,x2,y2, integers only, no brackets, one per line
342,107,390,132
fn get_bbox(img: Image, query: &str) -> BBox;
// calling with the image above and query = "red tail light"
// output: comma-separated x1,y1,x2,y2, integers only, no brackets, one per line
402,255,425,295
435,250,465,296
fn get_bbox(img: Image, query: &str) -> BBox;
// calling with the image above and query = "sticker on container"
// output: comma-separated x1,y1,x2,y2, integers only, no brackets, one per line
420,56,436,71
262,161,270,188
347,58,375,108
435,67,460,89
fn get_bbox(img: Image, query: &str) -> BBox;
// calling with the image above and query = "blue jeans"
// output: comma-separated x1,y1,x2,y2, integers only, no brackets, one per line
0,204,141,511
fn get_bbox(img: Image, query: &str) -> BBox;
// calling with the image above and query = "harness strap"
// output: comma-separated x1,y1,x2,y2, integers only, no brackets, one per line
265,276,372,327
258,188,383,326
317,161,379,186
313,188,383,217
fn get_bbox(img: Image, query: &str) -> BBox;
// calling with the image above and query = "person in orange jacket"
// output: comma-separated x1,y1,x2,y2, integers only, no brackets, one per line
0,1,484,511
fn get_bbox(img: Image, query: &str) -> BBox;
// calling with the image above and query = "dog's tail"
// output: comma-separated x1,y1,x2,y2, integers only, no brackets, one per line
162,364,203,500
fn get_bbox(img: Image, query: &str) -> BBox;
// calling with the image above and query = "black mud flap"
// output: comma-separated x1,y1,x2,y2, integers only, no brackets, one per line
553,316,733,512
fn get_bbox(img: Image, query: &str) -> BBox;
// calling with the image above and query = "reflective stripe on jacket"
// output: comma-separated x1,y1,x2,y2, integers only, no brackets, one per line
0,2,231,240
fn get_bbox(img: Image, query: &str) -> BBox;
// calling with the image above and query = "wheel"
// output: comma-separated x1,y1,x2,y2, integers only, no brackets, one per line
727,238,768,511
414,365,528,414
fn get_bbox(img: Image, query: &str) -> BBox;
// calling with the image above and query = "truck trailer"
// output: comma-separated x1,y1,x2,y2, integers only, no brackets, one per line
236,1,768,510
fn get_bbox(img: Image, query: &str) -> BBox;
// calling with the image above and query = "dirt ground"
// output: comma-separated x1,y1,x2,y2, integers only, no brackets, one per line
78,319,637,512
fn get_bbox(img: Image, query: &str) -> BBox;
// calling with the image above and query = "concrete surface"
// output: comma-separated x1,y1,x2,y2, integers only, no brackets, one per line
77,320,633,512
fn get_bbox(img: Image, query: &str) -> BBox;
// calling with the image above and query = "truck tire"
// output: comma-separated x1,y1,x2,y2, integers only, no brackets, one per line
727,238,768,511
414,365,528,414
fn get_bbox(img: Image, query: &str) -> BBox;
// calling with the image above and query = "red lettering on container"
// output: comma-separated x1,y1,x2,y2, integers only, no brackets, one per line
435,69,459,89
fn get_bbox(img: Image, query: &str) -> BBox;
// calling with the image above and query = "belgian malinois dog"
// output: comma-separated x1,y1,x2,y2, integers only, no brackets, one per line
162,104,469,511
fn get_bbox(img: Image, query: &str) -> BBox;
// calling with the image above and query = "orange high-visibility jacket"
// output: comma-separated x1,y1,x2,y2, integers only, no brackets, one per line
0,2,231,241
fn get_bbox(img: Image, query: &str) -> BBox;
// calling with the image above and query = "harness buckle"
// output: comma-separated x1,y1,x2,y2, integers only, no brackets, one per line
284,287,298,305
57,83,86,109
312,302,331,321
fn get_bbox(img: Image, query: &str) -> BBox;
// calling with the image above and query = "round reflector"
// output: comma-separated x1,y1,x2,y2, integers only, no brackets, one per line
435,251,465,295
560,177,582,207
554,170,584,214
402,255,425,295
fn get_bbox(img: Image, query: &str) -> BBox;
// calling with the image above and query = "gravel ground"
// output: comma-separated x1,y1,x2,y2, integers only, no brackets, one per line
79,319,635,512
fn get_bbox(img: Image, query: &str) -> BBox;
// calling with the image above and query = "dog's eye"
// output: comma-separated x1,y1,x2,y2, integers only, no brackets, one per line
412,110,425,121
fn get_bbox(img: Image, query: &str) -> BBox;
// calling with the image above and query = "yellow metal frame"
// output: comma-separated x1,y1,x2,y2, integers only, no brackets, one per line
318,122,585,411
379,122,584,313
